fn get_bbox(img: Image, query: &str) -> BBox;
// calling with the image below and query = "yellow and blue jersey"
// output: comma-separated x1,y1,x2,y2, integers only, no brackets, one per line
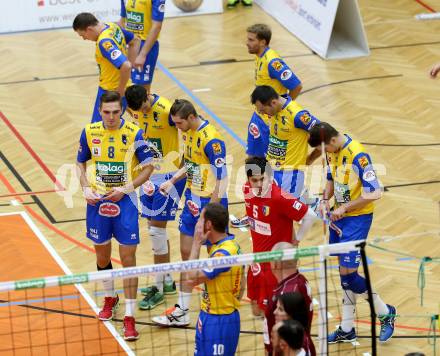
96,22,134,90
127,94,180,174
182,119,227,198
120,0,165,41
327,135,381,216
200,235,243,315
77,119,153,195
267,96,320,170
255,47,301,94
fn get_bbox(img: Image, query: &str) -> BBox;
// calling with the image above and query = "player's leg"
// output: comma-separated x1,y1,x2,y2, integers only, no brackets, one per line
131,40,159,94
86,202,119,320
329,215,396,344
247,263,277,317
114,194,141,340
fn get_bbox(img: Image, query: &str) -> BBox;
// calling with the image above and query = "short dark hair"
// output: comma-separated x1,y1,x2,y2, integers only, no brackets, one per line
73,13,99,31
251,85,279,105
277,319,304,351
170,99,197,119
203,203,229,233
245,156,272,178
278,292,310,332
99,91,122,109
247,24,272,45
125,85,147,111
308,122,339,147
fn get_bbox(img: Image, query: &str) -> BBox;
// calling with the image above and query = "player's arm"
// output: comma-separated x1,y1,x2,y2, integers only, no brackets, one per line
118,0,127,27
330,153,382,221
75,130,101,205
98,38,132,97
125,28,141,65
134,0,165,70
294,110,321,165
268,58,302,99
238,267,246,300
159,163,187,196
204,139,228,203
246,113,267,158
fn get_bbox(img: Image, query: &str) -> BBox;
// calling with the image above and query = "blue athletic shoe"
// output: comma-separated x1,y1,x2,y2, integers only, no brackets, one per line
379,304,396,343
328,326,357,344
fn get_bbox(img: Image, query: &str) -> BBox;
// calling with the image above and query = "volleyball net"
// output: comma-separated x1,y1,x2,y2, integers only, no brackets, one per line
0,241,375,355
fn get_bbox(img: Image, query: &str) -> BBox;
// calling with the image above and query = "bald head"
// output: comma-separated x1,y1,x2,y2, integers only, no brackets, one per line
271,242,298,281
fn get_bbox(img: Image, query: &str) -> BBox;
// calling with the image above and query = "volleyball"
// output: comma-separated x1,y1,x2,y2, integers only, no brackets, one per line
172,0,203,12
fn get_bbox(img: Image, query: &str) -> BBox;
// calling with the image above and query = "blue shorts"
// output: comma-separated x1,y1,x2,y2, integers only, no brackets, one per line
195,310,240,356
86,194,140,245
140,173,186,221
179,189,228,237
131,40,159,85
273,170,304,198
92,87,127,123
329,214,373,268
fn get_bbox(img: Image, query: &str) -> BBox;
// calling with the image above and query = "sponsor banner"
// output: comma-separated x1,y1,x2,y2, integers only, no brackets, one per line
15,278,46,290
58,274,89,286
254,0,339,58
0,0,223,34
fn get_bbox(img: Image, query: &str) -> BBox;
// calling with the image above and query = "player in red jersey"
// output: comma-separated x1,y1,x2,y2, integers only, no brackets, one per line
265,241,316,356
243,156,316,316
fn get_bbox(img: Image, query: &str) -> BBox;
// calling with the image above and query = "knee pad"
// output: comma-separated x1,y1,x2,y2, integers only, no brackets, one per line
149,226,168,255
340,272,367,294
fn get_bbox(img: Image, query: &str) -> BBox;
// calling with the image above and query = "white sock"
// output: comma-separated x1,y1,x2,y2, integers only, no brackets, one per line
164,274,174,283
155,273,164,293
370,293,389,316
341,290,357,332
125,299,136,317
178,291,192,312
102,279,114,297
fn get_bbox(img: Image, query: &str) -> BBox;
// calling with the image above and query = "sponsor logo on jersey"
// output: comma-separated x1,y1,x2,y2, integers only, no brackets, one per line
212,142,222,155
187,200,200,216
121,134,127,145
262,206,270,216
362,170,376,182
293,201,303,211
358,156,369,168
96,161,125,174
98,202,120,217
281,69,293,81
92,138,101,144
271,60,283,71
92,146,101,157
110,50,122,60
102,41,113,51
299,112,311,125
250,263,261,276
214,157,225,168
127,11,143,23
249,122,260,138
249,218,271,236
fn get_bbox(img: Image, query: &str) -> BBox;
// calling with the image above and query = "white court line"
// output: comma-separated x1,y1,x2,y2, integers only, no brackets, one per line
1,211,134,356
192,88,212,93
10,200,20,206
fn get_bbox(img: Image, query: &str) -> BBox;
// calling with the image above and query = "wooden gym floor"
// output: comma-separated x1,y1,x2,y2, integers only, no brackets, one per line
0,0,439,354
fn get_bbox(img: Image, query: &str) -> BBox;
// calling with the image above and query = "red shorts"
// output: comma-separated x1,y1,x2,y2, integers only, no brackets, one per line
247,262,278,312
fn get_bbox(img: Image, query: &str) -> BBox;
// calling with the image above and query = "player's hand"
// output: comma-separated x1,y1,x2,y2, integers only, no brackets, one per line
429,63,440,78
134,54,146,72
159,180,174,196
319,199,331,218
329,205,346,221
83,187,101,206
103,187,126,203
194,217,208,245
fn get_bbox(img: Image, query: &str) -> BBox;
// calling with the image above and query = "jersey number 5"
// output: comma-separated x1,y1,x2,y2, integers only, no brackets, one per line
253,205,258,218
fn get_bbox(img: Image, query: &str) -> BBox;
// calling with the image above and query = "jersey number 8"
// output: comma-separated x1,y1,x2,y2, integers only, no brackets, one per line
108,146,115,158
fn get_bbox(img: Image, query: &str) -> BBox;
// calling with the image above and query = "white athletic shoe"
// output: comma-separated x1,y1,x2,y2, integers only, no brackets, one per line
152,304,190,327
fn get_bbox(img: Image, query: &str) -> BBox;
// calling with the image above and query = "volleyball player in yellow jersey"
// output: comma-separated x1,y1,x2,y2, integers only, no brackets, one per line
125,85,186,309
230,24,303,229
76,91,155,340
183,203,244,356
152,99,228,327
120,0,165,93
73,13,139,123
308,122,396,345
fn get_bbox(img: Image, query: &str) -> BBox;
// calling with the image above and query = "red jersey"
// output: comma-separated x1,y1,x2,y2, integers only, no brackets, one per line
264,272,316,356
243,181,308,252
